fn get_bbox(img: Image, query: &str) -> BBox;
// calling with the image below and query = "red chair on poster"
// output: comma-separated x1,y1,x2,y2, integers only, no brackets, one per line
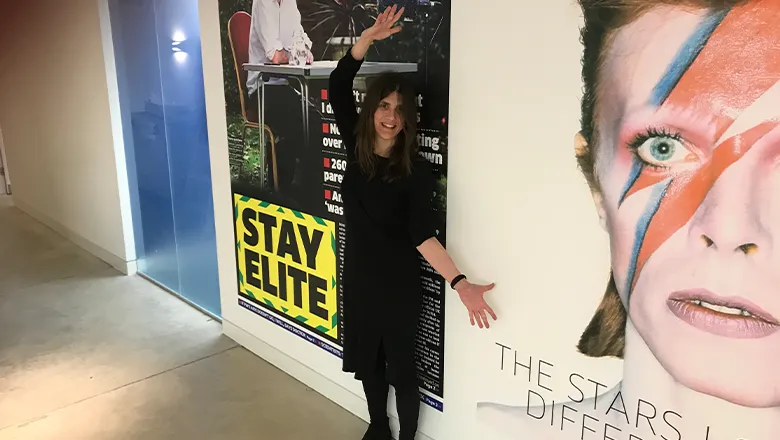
227,11,279,190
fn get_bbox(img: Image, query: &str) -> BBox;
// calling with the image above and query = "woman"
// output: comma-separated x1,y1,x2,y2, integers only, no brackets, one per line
478,1,780,439
329,6,497,440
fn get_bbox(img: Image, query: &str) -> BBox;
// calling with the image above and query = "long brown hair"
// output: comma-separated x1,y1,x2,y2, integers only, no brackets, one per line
576,0,745,358
355,72,418,181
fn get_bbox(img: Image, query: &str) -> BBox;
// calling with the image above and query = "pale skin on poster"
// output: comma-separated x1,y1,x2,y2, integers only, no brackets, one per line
354,6,498,329
477,4,780,440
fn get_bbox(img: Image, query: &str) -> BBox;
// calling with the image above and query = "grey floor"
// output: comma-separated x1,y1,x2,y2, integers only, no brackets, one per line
0,197,366,439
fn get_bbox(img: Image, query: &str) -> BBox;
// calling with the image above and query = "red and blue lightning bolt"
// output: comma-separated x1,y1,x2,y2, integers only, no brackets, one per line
621,0,780,297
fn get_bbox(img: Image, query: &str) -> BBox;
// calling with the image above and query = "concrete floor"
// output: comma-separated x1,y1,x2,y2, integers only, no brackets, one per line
0,197,366,439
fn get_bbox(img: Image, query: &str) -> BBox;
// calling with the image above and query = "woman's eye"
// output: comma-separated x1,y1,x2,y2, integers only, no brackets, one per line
635,136,691,168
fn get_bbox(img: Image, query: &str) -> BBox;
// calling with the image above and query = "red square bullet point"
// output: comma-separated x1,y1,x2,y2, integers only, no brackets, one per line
325,190,332,200
321,89,328,100
324,158,330,168
322,123,329,134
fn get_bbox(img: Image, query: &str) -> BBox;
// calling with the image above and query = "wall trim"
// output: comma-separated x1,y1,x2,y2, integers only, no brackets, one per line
0,127,10,194
97,0,138,262
138,272,221,321
222,320,433,440
14,198,137,275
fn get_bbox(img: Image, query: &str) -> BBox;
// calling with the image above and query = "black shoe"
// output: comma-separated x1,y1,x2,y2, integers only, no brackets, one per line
362,423,392,440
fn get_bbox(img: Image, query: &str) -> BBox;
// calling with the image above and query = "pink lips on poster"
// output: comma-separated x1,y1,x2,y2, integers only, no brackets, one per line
667,288,780,339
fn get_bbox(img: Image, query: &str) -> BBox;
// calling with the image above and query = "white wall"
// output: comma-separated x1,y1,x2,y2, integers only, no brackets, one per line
0,0,135,273
442,2,618,439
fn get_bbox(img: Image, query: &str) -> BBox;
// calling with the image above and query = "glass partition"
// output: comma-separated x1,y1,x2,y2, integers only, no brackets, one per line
109,0,221,316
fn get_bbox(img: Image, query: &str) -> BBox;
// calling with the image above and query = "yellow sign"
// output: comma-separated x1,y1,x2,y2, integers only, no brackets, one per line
234,194,338,341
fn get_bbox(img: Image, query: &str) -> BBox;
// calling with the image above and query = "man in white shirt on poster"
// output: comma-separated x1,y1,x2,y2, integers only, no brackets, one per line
247,0,313,94
245,0,315,205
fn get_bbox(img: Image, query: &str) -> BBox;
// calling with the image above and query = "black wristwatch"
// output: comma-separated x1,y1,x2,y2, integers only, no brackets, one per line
451,274,467,289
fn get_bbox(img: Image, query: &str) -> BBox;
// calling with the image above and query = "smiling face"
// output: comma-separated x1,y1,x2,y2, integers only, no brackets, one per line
373,91,404,142
592,1,780,407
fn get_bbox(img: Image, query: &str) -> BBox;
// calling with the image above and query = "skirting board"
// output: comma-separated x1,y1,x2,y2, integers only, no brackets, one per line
14,198,137,275
223,320,434,440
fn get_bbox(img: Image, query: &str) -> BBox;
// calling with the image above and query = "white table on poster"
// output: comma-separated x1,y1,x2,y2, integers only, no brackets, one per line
243,60,418,190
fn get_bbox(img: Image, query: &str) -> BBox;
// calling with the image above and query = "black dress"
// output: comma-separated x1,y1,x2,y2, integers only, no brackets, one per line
329,51,437,387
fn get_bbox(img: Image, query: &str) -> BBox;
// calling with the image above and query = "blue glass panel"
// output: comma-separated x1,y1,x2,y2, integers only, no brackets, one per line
109,0,181,292
153,0,221,315
109,0,220,316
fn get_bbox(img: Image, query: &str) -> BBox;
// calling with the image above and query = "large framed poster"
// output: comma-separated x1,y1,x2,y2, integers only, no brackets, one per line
217,0,452,411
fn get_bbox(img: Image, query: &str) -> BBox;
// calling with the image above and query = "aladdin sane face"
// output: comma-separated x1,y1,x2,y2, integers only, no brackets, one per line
594,1,780,407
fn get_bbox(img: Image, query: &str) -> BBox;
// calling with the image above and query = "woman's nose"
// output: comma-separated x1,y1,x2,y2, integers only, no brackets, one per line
688,156,772,257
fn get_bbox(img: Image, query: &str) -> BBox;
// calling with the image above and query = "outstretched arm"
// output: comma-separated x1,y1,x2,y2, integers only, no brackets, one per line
417,239,497,329
409,161,497,329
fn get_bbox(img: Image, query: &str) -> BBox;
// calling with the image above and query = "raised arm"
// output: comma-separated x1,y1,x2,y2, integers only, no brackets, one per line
328,5,405,163
328,50,362,163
